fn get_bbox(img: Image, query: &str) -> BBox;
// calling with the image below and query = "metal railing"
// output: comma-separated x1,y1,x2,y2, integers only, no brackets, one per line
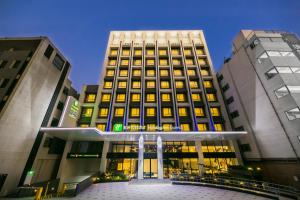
171,174,300,199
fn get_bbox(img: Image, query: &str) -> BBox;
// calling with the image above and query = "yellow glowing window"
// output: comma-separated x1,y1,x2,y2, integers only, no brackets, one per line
146,59,155,66
118,81,127,88
128,124,139,131
122,49,130,56
161,93,171,102
110,49,118,56
115,108,125,117
174,69,183,76
172,59,181,65
188,69,196,76
131,93,140,102
147,124,156,131
161,81,170,89
160,69,169,76
116,94,126,102
146,70,155,77
80,124,89,128
99,108,108,117
132,69,141,76
210,107,220,116
104,81,113,89
132,81,141,89
190,81,199,89
184,49,192,55
108,59,117,66
82,108,93,117
198,58,206,65
159,49,167,56
106,70,115,76
198,123,207,131
131,108,140,117
204,80,213,88
134,59,142,66
176,93,186,102
195,107,204,117
171,49,180,55
192,93,201,101
134,49,142,56
97,123,106,131
178,107,188,117
101,94,111,102
146,81,155,89
146,107,156,117
175,81,184,88
159,59,168,66
201,69,209,76
119,70,128,77
146,94,156,102
207,93,217,102
214,124,223,131
186,59,194,65
162,108,172,117
85,94,96,103
147,49,155,56
121,59,129,66
196,49,205,55
181,124,190,131
162,124,172,131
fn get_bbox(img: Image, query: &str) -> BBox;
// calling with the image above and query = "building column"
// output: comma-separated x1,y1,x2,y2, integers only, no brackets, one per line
56,141,72,192
99,141,110,173
195,141,205,176
138,136,144,179
157,136,163,179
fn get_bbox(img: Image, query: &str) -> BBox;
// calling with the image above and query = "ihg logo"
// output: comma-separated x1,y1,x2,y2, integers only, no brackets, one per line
113,124,123,132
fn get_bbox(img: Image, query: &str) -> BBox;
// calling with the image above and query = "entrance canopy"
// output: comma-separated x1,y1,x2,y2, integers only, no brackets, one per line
40,127,247,142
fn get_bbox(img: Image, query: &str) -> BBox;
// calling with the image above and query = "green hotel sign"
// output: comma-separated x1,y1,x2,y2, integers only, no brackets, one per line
69,100,79,119
113,124,123,132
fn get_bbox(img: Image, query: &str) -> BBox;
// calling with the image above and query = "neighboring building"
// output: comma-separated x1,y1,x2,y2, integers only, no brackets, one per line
218,30,300,187
0,37,74,196
41,30,245,190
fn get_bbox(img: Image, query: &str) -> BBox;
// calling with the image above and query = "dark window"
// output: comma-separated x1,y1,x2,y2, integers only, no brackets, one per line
226,96,234,104
43,137,52,147
52,54,65,70
48,137,66,154
63,87,69,95
0,79,10,88
234,126,244,131
11,61,21,68
0,61,8,69
240,143,251,152
217,74,223,81
222,83,230,92
57,101,64,111
230,110,239,119
44,45,54,59
51,118,60,127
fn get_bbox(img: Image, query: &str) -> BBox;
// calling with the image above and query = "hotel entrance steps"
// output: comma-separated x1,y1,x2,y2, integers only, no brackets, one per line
129,179,171,185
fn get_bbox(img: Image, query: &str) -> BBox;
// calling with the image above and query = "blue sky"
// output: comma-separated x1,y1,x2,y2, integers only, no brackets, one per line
1,0,300,91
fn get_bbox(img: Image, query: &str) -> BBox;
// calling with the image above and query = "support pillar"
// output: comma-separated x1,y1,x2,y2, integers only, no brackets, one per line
157,136,163,179
99,141,109,173
195,141,205,176
138,136,144,179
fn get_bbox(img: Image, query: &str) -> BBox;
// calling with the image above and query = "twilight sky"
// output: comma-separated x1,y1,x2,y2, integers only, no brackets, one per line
1,0,300,91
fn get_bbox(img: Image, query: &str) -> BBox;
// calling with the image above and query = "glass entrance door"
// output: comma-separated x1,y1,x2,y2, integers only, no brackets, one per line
143,159,158,178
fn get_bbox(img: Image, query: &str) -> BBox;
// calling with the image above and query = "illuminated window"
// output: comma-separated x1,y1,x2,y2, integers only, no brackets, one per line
146,49,155,56
174,69,183,76
146,93,156,102
176,93,186,102
188,69,196,76
115,108,125,117
192,93,201,101
214,124,223,131
85,94,96,103
97,123,106,131
161,81,170,89
80,124,89,128
210,107,220,116
146,69,155,77
198,123,207,131
146,59,155,66
81,107,93,117
171,49,180,55
146,81,156,89
207,93,217,102
131,93,140,102
132,69,141,76
162,124,172,131
172,58,181,65
160,69,169,76
184,49,192,55
119,70,128,77
118,81,127,88
196,49,204,55
201,69,209,76
175,81,184,88
104,81,113,89
162,107,172,117
198,58,206,65
195,107,204,117
146,107,156,117
204,80,213,88
99,108,108,117
159,59,168,66
146,124,156,131
110,49,118,56
190,81,199,89
134,49,142,56
178,107,188,117
134,59,142,66
186,59,194,65
181,124,190,131
159,49,167,56
130,108,140,117
161,93,171,102
132,81,141,89
121,59,129,66
122,49,130,56
106,69,115,76
116,94,126,102
101,94,111,102
108,59,117,66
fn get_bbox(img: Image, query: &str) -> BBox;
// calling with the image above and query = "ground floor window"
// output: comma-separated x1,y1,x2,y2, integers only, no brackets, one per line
163,158,199,178
203,158,238,174
107,158,137,178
